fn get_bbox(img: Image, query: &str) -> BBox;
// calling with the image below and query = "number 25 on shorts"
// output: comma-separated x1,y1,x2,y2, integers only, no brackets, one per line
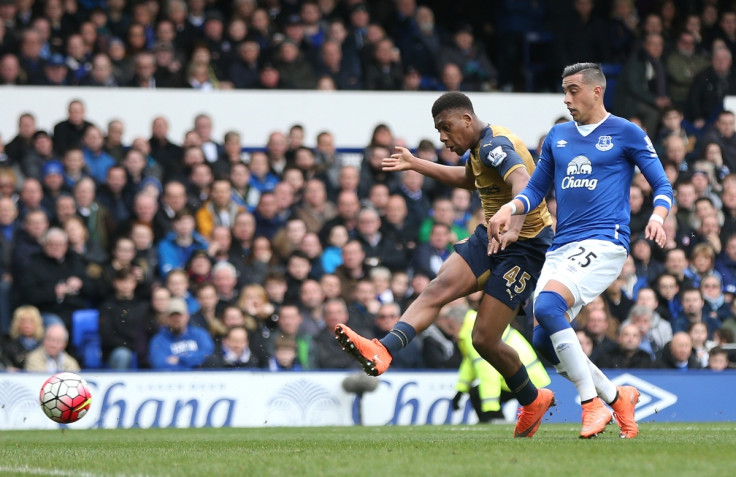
566,246,597,268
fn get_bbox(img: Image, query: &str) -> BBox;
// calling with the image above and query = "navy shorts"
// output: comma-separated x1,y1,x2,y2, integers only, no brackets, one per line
454,224,553,311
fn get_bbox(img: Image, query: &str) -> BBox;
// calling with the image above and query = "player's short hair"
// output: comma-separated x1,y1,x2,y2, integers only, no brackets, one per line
562,62,606,91
431,92,474,118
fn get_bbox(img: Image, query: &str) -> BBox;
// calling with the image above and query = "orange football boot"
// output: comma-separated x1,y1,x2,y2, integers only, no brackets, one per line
580,397,612,438
514,388,555,438
335,323,392,376
611,385,640,439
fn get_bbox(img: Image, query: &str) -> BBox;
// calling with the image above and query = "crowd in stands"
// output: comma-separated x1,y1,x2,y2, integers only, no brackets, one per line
0,0,732,96
1,0,736,375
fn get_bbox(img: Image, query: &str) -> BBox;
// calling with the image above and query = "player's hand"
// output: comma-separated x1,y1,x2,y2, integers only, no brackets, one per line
451,391,463,411
382,146,414,172
487,208,512,244
645,219,666,248
488,226,520,255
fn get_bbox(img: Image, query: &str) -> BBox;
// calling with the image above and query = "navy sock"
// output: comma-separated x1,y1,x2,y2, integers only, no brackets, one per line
507,366,538,407
379,322,417,355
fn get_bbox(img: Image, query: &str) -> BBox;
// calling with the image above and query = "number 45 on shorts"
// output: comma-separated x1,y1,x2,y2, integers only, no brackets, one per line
503,266,530,300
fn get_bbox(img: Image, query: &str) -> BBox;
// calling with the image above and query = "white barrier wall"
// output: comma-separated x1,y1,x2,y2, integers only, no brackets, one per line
2,370,735,430
3,371,462,430
0,87,569,149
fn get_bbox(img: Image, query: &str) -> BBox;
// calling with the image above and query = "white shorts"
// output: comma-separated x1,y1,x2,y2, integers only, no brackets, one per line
533,239,628,321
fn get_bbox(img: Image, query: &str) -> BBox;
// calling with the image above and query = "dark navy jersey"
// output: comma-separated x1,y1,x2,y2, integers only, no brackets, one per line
467,124,551,239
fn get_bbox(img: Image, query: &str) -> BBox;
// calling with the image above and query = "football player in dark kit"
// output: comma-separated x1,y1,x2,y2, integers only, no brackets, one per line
335,92,556,437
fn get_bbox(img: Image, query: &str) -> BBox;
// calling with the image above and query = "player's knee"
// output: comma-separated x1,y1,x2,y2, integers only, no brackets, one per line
470,320,503,354
532,324,559,365
471,329,493,356
472,335,503,367
534,291,571,334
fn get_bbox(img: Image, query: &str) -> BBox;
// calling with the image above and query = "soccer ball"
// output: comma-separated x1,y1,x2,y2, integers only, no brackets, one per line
39,372,92,424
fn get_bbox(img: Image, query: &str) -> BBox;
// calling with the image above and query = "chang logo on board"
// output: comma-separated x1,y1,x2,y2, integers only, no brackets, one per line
562,155,598,190
266,379,341,426
0,381,44,429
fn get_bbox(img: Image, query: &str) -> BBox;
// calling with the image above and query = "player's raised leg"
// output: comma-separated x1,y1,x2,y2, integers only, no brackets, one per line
335,252,478,376
471,294,554,438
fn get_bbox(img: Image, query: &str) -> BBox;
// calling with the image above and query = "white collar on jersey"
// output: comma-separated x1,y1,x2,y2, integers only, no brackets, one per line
575,112,611,137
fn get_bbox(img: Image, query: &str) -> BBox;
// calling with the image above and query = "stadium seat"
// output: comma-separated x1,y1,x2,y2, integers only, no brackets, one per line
72,309,102,369
81,336,103,369
523,31,554,92
600,63,623,110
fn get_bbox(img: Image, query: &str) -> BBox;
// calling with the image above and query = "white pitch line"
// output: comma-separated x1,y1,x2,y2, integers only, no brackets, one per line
0,467,152,477
0,466,112,477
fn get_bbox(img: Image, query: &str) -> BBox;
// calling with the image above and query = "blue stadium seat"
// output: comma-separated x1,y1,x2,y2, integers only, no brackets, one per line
523,31,554,92
72,309,102,369
81,336,103,369
600,63,623,110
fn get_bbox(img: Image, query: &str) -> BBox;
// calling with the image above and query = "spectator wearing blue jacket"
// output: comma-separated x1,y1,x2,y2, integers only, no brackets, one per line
157,209,208,278
671,288,722,340
149,297,214,370
81,125,116,184
715,234,736,295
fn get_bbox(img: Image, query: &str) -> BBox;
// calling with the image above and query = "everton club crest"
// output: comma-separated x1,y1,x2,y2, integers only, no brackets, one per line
596,136,613,151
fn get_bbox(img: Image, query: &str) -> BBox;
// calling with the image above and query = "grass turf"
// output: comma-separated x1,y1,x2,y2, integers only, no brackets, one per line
1,423,735,476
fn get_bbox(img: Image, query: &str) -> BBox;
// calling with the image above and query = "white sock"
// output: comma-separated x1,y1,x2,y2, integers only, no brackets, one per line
549,328,597,402
553,363,568,379
587,359,617,403
553,357,617,403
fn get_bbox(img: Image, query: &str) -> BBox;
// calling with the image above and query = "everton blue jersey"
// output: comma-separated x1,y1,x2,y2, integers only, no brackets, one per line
517,114,673,252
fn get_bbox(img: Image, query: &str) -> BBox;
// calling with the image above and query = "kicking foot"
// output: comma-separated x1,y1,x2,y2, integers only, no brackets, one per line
335,323,392,376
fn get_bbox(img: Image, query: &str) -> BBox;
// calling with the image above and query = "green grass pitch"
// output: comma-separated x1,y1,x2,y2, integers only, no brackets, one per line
1,423,735,476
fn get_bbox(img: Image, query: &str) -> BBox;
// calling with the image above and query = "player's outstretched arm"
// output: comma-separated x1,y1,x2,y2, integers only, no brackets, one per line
382,146,475,189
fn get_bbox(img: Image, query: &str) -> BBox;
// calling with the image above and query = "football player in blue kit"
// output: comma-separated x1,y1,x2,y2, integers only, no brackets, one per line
489,62,673,438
